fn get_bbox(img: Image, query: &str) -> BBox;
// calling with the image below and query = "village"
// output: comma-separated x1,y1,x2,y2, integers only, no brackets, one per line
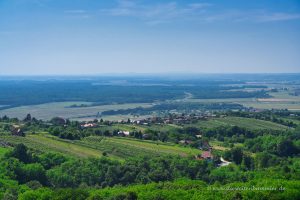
6,112,232,167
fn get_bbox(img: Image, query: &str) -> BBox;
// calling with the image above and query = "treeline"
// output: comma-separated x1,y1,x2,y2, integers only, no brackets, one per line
102,103,245,115
192,90,269,99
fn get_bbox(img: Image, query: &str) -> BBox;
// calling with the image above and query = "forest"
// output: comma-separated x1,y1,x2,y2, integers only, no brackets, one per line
0,77,270,109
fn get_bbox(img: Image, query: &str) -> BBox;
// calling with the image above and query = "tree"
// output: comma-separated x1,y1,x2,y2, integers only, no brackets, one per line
11,144,31,163
277,140,299,157
50,117,66,126
24,114,32,122
241,154,254,170
19,163,47,185
231,147,243,165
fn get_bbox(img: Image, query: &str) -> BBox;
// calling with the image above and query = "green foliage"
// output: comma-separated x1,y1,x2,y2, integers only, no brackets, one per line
18,188,53,200
46,156,210,188
10,143,32,163
277,140,299,157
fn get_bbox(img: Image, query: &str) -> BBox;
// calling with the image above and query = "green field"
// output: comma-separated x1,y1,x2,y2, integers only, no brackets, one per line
189,116,289,131
0,134,201,160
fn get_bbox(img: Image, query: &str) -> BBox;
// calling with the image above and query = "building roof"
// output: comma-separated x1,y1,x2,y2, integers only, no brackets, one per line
201,151,213,159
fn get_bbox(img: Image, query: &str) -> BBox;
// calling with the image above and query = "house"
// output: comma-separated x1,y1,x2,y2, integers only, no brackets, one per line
196,150,213,160
118,131,130,136
164,119,172,124
179,140,193,145
201,151,213,159
11,128,25,137
81,123,97,128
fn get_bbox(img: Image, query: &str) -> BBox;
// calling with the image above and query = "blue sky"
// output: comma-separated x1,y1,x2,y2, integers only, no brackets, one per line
0,0,300,75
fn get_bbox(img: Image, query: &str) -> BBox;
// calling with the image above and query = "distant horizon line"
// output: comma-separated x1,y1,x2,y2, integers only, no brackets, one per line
1,72,300,77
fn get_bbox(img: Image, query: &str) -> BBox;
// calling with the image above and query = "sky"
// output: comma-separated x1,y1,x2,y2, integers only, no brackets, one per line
0,0,300,75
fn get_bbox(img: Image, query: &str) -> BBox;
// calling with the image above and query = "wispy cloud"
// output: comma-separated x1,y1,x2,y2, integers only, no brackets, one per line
101,0,212,24
101,0,300,25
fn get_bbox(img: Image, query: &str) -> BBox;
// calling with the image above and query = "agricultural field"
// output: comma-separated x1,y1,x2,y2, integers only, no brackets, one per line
182,86,300,111
0,133,201,160
188,116,289,131
76,114,154,122
75,137,200,159
0,102,154,121
0,134,102,158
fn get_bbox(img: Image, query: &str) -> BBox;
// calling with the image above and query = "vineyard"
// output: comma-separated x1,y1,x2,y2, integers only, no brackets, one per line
0,133,201,160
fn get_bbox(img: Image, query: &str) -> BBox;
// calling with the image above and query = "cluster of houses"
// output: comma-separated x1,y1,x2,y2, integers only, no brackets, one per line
116,112,221,126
